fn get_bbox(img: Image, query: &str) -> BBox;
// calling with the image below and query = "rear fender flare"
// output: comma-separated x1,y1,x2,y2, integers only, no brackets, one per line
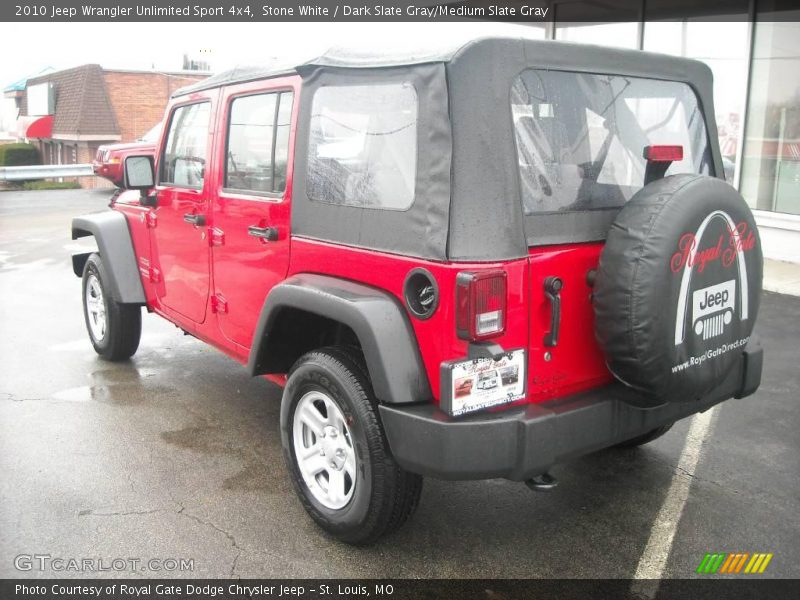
247,274,432,405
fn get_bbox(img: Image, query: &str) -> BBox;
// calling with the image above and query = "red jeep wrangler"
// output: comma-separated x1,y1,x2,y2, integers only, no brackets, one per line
72,38,764,544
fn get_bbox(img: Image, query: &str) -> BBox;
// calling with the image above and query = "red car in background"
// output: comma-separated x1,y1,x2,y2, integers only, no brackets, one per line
93,123,161,187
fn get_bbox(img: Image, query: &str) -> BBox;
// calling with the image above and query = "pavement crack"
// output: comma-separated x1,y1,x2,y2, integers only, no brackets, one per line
177,506,243,578
230,548,242,579
79,508,167,517
648,454,740,494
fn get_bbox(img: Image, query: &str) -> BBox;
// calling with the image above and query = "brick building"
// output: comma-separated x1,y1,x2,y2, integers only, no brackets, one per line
14,65,207,187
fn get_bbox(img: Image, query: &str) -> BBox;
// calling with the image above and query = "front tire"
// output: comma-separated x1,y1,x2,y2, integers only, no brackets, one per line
281,347,422,545
82,253,141,361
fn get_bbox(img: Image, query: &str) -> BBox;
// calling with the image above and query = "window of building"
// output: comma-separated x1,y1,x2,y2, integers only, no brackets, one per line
307,82,417,210
740,18,800,215
555,22,639,49
553,0,640,48
511,70,711,215
160,102,210,188
643,20,750,182
225,91,293,195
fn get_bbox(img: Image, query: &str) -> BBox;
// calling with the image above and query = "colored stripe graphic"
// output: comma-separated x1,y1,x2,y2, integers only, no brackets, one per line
697,552,773,574
696,554,712,573
745,553,774,574
719,553,748,573
697,553,726,574
734,553,750,573
719,553,735,573
759,554,774,573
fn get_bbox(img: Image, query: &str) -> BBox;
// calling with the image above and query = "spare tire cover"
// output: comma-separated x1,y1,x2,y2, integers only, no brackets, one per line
594,174,762,403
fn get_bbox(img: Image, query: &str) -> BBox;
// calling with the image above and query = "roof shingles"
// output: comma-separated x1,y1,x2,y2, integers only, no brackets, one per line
24,64,119,137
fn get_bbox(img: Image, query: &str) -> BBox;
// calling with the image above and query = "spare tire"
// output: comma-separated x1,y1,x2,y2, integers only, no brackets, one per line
594,174,762,404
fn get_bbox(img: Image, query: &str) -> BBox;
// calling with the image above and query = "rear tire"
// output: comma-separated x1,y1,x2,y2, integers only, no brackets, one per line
281,346,422,545
615,424,674,448
82,253,141,361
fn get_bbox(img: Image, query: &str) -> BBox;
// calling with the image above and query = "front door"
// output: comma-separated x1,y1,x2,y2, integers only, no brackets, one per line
150,93,218,324
210,78,298,350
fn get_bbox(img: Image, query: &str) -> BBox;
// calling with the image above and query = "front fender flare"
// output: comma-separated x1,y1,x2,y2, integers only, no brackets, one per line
71,211,145,304
248,274,432,405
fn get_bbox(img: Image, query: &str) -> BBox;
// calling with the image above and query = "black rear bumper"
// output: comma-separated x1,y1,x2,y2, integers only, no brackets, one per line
380,341,763,481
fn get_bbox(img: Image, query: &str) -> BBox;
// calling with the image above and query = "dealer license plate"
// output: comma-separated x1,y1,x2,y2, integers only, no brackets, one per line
440,349,526,417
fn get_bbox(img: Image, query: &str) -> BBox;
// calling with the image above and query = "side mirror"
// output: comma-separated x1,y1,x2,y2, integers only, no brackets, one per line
123,155,156,204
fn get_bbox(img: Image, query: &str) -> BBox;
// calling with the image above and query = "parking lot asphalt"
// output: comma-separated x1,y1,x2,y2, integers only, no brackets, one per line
0,189,798,579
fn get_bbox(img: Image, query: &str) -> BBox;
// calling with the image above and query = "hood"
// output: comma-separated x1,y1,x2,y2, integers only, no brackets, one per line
98,140,156,153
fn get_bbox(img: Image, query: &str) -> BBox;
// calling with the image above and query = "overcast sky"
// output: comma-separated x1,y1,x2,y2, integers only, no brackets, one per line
0,20,750,131
0,22,544,85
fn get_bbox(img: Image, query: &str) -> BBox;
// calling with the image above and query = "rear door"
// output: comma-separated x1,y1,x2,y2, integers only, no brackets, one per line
510,69,713,401
151,92,218,324
210,77,298,350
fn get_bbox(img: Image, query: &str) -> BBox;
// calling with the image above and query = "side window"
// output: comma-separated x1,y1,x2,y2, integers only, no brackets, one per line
307,83,417,210
225,91,294,195
160,102,210,188
273,92,293,193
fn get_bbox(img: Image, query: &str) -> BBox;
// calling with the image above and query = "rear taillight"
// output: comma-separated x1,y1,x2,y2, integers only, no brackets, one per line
455,270,507,341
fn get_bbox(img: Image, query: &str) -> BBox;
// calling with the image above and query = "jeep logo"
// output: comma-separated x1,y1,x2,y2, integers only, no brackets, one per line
692,280,736,340
674,210,750,346
699,288,729,310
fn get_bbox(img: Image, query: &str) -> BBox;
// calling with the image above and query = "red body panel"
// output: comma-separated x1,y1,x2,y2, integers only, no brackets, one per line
150,91,219,326
286,238,613,405
210,76,299,352
527,243,613,400
115,79,303,365
113,73,613,410
287,238,529,402
113,199,153,304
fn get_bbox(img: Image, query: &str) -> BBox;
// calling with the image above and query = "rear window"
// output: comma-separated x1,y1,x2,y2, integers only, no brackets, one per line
306,83,417,211
511,70,712,217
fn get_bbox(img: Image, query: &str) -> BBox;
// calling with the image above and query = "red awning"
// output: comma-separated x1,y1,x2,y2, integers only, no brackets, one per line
17,115,53,139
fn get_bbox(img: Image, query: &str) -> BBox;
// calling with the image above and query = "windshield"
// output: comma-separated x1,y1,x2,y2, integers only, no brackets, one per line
511,70,712,216
139,122,163,143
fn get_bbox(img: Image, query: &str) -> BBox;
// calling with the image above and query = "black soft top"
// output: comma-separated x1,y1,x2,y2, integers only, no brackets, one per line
175,36,713,97
173,36,493,97
176,37,721,262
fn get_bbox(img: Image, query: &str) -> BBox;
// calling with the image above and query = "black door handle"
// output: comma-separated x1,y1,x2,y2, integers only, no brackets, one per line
183,213,206,226
247,225,279,241
543,276,563,347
